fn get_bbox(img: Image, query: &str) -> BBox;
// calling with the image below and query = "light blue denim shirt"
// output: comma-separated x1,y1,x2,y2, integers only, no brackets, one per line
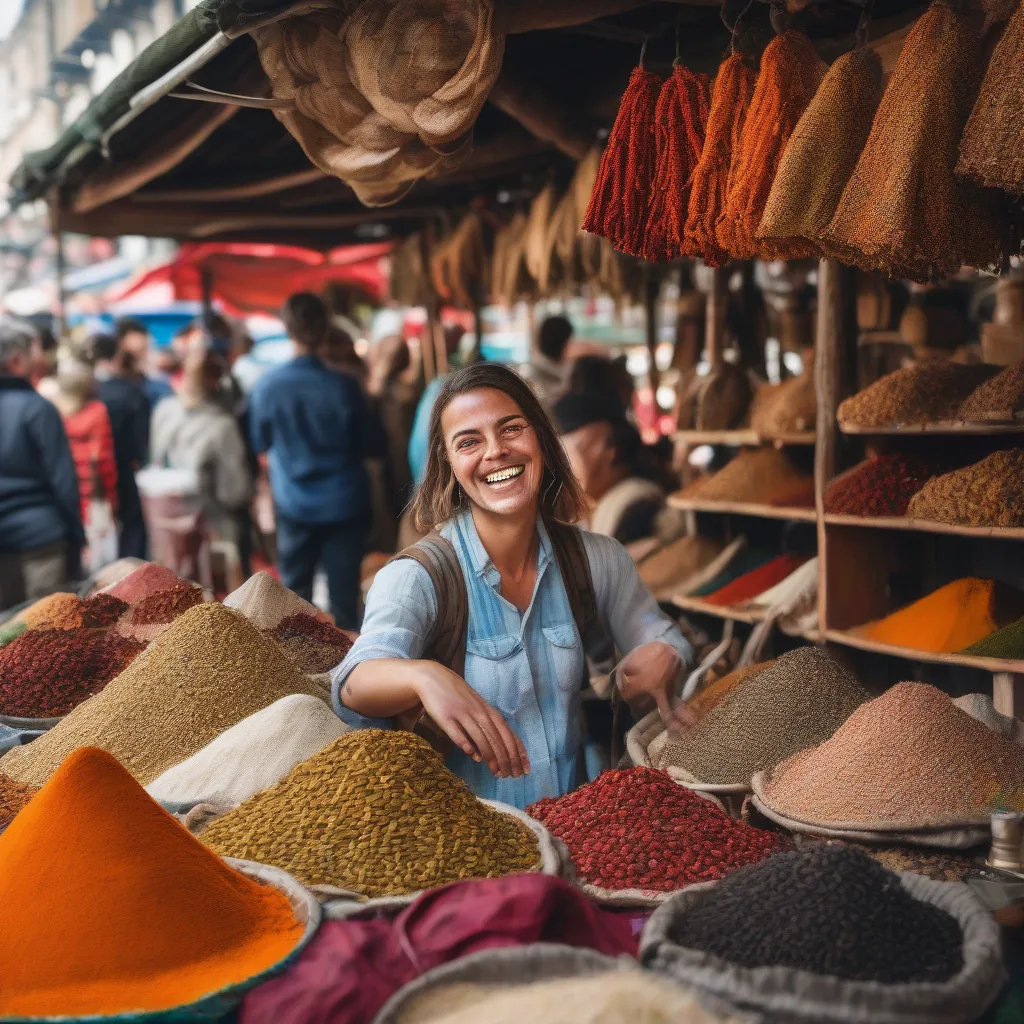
332,509,692,808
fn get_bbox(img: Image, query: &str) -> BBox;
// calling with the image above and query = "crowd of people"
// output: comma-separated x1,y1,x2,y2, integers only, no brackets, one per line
0,293,678,625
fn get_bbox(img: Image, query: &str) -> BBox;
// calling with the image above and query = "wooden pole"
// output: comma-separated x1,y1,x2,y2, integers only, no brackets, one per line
705,266,726,369
644,265,660,398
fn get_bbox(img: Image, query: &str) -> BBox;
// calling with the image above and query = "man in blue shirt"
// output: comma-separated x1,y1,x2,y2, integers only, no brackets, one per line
249,293,385,629
0,319,85,609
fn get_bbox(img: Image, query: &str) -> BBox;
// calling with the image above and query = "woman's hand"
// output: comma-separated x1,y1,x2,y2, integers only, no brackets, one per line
617,640,695,732
413,662,531,779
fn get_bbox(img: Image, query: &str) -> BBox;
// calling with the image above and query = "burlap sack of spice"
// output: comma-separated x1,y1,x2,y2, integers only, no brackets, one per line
676,365,755,432
824,0,1002,282
758,47,882,260
717,31,827,262
253,0,503,206
224,571,333,632
958,1,1024,196
749,370,816,437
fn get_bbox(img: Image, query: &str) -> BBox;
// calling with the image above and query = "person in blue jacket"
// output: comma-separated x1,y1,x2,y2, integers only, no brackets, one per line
0,318,85,609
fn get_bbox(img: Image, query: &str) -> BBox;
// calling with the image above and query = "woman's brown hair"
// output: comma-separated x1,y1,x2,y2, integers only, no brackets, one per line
411,363,588,531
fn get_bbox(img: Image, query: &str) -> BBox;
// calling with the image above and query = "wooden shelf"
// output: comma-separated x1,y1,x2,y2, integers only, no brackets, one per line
666,496,818,522
670,593,818,639
823,514,1024,540
838,421,1024,436
674,429,816,447
822,629,1024,674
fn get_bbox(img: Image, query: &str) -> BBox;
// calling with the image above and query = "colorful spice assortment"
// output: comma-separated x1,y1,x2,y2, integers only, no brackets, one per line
800,839,982,883
856,577,1023,653
761,682,1024,827
675,447,815,507
823,453,945,517
268,613,353,674
103,563,183,603
0,774,35,829
0,747,302,1017
0,628,144,718
688,545,777,598
0,603,319,787
667,846,963,983
0,620,26,647
18,592,83,630
637,534,726,599
702,554,809,606
527,768,786,892
657,647,867,786
906,450,1024,528
126,581,204,624
201,730,540,897
837,360,998,429
957,363,1024,422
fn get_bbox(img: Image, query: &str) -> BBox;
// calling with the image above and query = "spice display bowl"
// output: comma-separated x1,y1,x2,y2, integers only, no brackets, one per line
0,858,320,1024
639,873,1006,1024
0,714,63,732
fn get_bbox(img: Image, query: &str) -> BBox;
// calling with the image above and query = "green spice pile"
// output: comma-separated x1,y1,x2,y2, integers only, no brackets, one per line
0,603,320,787
823,454,945,517
906,450,1024,527
957,363,1024,422
267,613,353,674
0,775,35,829
963,616,1024,659
658,647,868,785
837,361,997,429
200,729,540,897
667,846,964,984
0,621,26,648
761,682,1024,828
0,628,144,718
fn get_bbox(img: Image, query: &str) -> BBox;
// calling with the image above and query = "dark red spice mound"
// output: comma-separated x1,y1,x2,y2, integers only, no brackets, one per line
823,454,945,517
528,768,788,893
0,629,145,717
129,582,204,625
270,613,353,674
80,594,129,628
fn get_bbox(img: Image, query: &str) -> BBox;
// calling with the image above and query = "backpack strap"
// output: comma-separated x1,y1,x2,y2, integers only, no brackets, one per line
390,531,468,677
546,520,599,648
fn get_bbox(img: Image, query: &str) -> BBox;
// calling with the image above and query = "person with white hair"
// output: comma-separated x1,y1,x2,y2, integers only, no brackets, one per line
0,318,85,609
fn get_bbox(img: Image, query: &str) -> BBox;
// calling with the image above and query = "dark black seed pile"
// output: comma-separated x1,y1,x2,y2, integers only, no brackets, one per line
668,845,964,984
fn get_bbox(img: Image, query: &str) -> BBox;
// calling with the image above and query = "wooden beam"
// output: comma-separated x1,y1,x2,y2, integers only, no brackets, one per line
134,167,326,203
505,0,717,32
994,673,1024,720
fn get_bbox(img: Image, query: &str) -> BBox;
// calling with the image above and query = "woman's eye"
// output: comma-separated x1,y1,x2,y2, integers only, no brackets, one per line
504,424,523,435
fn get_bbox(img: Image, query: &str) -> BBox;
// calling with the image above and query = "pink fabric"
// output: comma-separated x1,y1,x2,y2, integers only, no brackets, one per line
240,875,638,1024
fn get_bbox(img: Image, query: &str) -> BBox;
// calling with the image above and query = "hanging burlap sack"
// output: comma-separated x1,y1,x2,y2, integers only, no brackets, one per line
538,189,575,295
640,873,1006,1024
391,232,430,306
957,0,1024,196
824,0,1002,282
524,183,558,285
434,211,487,309
717,31,827,262
494,212,534,306
758,47,883,260
254,0,504,206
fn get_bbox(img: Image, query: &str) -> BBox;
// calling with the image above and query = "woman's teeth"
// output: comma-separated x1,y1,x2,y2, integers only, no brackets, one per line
485,465,524,485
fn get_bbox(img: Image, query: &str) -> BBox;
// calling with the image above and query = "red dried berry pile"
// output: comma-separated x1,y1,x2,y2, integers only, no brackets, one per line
0,629,145,717
823,454,945,517
528,767,788,893
80,594,128,628
269,613,354,674
128,583,204,625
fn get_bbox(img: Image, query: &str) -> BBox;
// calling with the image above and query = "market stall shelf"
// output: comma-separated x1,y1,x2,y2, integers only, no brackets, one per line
838,421,1024,435
822,628,1024,674
668,594,818,639
666,496,818,521
822,514,1024,540
674,429,817,447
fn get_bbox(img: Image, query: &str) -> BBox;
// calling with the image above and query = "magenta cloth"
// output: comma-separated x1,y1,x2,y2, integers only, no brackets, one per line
240,874,639,1024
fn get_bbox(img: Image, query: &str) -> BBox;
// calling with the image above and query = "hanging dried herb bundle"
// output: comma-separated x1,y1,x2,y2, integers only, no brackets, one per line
717,31,826,261
583,65,662,257
957,0,1024,197
824,0,1002,282
683,53,757,267
759,47,882,260
643,64,712,262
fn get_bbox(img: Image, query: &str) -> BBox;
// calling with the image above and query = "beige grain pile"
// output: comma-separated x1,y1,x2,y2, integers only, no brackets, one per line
957,363,1024,422
907,450,1024,527
0,603,320,787
673,448,815,507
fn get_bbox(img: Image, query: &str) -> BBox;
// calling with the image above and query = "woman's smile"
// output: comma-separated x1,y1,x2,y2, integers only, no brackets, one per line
483,464,525,486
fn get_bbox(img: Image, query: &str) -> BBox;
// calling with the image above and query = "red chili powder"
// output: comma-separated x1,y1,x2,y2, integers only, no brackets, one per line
824,454,946,517
270,613,354,674
80,594,129,629
128,583,204,625
105,564,184,604
702,554,810,606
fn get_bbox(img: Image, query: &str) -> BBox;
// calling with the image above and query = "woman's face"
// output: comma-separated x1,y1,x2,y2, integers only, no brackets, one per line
442,387,543,520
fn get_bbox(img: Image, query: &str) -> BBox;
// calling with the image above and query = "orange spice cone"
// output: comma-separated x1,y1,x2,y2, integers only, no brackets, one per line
825,0,1002,281
683,53,757,266
643,64,712,262
583,64,662,257
717,30,827,261
758,47,883,261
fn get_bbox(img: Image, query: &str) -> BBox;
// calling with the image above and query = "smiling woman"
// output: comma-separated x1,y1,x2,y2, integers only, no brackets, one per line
332,364,695,810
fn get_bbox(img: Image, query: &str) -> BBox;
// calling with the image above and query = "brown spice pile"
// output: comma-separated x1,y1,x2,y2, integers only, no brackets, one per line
0,603,321,787
126,582,204,625
907,450,1024,527
796,836,982,883
957,363,1024,422
80,594,128,628
673,447,815,507
267,613,353,674
0,775,35,829
761,682,1024,828
750,372,816,437
637,534,726,599
837,361,998,429
19,594,82,631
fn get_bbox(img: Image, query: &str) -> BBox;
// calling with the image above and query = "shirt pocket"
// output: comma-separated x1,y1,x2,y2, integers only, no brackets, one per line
542,623,584,694
464,634,523,718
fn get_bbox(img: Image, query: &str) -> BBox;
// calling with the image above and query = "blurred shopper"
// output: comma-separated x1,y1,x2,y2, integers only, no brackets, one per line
230,329,267,395
91,332,149,559
567,354,635,413
319,324,368,383
0,319,85,607
49,356,119,570
115,317,174,407
151,343,254,577
522,314,573,413
249,292,385,628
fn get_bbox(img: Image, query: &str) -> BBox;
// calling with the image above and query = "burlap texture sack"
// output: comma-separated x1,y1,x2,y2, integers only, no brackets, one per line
524,183,557,286
749,370,816,437
758,47,882,259
147,694,349,811
430,211,487,309
254,0,503,206
639,872,1006,1024
953,692,1024,743
224,571,333,632
957,0,1024,196
824,0,1002,282
390,231,431,306
490,212,533,306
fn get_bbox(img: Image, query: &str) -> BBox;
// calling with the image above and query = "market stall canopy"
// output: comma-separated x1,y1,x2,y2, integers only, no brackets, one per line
7,0,926,248
106,241,391,313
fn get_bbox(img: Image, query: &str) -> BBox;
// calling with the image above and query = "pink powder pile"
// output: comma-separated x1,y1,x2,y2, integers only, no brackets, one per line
104,565,184,604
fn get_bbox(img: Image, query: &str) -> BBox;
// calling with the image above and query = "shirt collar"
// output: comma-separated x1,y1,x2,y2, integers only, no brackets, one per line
449,507,553,583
